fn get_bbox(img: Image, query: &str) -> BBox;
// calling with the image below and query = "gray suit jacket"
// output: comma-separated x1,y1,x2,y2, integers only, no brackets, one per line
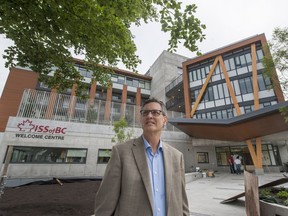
94,136,189,216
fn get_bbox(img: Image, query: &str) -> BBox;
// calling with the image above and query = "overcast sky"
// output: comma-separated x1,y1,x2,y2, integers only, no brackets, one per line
1,0,288,97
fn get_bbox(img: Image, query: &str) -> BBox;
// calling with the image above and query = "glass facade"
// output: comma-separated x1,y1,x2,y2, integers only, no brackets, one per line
215,144,281,167
10,146,87,164
188,43,277,119
18,89,182,130
117,75,151,90
73,64,151,91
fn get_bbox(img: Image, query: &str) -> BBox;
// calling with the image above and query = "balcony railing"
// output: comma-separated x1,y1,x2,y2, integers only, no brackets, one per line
17,89,184,131
166,95,185,111
165,74,183,94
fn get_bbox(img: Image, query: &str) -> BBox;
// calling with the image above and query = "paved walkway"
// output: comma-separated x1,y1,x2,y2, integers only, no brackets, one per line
186,172,288,216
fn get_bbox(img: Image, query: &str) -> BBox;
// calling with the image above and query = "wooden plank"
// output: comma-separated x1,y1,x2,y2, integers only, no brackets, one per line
55,178,63,186
244,171,260,216
221,176,288,204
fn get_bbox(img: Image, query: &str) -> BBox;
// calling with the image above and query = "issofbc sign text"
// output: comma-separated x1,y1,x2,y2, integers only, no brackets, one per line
15,119,67,140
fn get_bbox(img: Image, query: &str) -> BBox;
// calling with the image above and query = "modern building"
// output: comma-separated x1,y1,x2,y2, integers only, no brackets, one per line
0,56,192,184
168,34,288,174
0,34,288,184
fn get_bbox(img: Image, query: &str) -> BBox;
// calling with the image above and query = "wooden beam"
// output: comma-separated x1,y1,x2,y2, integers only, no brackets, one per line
218,56,241,116
256,138,263,168
190,56,219,117
182,65,191,118
251,44,260,110
246,139,258,166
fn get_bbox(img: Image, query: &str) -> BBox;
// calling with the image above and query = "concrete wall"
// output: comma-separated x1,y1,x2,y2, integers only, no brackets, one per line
0,133,3,146
148,51,188,102
0,116,193,180
2,116,286,182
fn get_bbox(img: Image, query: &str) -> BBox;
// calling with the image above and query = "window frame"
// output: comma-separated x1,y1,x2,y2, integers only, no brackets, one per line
97,149,112,164
197,152,209,163
9,146,87,164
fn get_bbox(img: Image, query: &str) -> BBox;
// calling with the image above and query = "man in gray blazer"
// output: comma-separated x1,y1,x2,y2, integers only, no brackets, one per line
94,98,189,216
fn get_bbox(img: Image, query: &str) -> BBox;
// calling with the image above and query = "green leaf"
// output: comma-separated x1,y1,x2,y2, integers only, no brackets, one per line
0,0,205,96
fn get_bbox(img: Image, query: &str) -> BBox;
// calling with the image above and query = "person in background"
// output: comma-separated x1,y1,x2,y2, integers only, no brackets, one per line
232,154,238,172
228,154,235,174
234,156,242,175
94,98,189,216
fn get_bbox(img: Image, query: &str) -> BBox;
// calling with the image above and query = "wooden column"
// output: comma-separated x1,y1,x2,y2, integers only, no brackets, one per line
182,65,191,118
135,88,142,126
246,139,258,166
120,85,127,118
246,138,263,169
44,88,57,119
251,44,260,110
67,83,77,120
104,87,112,123
244,43,262,170
89,80,97,106
256,138,263,168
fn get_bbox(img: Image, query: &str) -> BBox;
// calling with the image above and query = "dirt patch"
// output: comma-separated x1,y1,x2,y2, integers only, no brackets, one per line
0,179,101,216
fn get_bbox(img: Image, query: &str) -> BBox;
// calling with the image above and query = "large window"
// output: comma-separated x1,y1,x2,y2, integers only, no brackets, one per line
9,146,87,164
97,149,112,164
215,144,281,167
262,145,282,166
109,74,150,90
197,152,209,163
216,147,230,166
256,49,264,61
239,77,253,94
112,93,122,102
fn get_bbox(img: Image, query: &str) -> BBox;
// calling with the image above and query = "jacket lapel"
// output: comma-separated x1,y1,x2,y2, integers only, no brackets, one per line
163,143,173,212
132,137,153,210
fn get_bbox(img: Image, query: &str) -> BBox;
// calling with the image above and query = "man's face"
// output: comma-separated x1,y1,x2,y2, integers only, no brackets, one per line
141,102,168,134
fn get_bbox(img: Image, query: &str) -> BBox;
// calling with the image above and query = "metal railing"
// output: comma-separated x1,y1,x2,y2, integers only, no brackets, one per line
165,74,183,94
166,94,185,110
17,89,184,130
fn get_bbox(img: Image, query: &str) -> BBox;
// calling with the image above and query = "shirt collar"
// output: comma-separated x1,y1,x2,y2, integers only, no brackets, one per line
142,135,163,152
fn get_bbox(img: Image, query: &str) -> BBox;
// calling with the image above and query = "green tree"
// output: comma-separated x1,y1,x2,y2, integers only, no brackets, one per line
0,0,206,95
262,27,288,122
111,118,133,144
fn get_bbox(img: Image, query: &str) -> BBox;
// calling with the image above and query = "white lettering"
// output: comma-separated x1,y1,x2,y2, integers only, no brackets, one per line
15,133,64,140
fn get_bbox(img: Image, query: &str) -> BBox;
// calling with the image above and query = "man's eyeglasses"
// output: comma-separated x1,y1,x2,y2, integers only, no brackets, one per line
140,110,163,117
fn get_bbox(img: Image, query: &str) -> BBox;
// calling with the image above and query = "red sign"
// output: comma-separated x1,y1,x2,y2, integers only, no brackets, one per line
17,119,67,134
